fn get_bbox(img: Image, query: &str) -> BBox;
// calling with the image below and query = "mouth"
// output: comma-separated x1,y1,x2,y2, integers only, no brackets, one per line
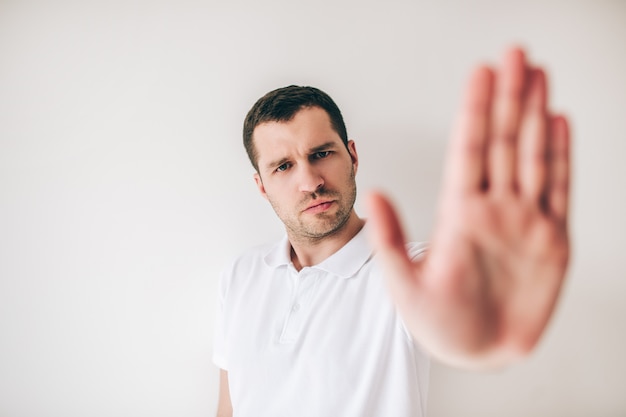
303,200,335,214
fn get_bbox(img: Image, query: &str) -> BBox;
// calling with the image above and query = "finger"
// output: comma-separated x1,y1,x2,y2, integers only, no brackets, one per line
365,191,417,304
518,68,549,205
547,115,571,223
444,66,494,194
488,47,528,195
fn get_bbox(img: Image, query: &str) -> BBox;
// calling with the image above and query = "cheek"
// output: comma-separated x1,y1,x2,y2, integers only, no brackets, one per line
336,160,356,182
264,182,294,205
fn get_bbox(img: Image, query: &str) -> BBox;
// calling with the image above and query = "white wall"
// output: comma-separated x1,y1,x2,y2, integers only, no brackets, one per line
1,1,624,416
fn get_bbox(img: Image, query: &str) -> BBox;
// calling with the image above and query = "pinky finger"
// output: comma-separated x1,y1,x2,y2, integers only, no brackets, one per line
548,115,571,224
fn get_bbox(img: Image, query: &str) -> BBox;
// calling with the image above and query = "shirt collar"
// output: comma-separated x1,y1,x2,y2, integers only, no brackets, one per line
263,225,374,279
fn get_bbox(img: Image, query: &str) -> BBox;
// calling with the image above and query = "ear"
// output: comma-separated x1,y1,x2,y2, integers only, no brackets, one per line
347,140,359,174
254,172,268,200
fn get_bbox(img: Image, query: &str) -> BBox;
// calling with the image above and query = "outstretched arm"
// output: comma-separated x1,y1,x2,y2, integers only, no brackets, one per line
367,47,571,369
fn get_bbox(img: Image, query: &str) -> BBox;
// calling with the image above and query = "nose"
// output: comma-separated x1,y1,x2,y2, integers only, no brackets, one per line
297,163,324,193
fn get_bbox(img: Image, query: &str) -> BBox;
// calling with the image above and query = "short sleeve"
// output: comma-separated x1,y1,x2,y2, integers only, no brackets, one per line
406,241,428,261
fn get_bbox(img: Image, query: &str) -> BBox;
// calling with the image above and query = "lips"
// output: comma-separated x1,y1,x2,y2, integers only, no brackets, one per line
303,200,334,214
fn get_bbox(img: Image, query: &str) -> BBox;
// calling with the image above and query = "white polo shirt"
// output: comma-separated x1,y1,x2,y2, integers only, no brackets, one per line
213,226,430,417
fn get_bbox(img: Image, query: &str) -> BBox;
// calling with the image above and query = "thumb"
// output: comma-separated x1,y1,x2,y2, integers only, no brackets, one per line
366,191,417,304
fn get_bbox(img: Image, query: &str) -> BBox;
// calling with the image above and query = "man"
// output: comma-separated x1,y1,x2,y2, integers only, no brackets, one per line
213,47,571,416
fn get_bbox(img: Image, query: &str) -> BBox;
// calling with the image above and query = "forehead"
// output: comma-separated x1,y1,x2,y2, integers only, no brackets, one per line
253,106,343,165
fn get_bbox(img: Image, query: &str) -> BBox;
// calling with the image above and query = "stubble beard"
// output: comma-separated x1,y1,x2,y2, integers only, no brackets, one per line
269,169,357,243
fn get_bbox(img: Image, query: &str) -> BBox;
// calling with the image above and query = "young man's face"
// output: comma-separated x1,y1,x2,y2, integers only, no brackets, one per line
252,106,359,241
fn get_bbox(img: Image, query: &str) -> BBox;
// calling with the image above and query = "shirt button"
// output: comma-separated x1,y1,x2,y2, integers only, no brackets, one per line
292,303,300,312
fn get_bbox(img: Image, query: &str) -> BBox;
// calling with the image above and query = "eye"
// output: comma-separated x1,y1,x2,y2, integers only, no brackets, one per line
276,162,291,172
312,151,331,160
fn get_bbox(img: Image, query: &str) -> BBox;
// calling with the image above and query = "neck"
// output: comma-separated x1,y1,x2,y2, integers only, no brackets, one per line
288,211,365,271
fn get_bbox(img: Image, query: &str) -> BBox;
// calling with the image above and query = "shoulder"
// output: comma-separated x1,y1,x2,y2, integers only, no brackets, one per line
405,241,428,261
218,239,284,295
226,241,276,271
368,241,428,274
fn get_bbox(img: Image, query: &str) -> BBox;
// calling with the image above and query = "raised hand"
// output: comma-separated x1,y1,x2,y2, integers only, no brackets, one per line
367,47,571,369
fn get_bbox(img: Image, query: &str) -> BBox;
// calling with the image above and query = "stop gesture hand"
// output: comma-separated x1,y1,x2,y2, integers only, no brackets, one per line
368,47,571,368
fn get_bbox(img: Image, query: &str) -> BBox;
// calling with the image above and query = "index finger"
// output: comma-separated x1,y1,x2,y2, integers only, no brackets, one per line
443,65,494,194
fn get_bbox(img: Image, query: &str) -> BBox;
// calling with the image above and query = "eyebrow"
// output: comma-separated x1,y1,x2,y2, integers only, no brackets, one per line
309,141,338,154
264,141,339,171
